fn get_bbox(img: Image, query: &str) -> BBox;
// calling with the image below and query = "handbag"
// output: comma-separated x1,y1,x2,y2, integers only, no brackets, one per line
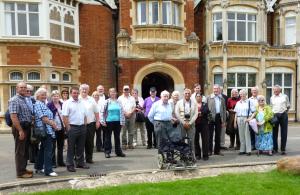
136,111,145,122
30,127,40,144
270,115,279,126
32,102,47,140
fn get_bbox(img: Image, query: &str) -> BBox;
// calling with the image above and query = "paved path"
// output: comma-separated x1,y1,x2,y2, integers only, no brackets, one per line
0,124,299,185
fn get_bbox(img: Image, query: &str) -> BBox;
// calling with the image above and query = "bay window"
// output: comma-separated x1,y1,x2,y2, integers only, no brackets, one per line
213,12,222,41
136,1,181,27
4,2,39,36
227,12,256,42
285,16,296,45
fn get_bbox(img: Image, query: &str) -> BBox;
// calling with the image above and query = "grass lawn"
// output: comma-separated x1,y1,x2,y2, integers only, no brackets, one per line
30,170,300,195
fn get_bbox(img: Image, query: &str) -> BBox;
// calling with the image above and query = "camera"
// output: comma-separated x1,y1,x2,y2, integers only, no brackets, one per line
184,114,190,119
136,101,139,107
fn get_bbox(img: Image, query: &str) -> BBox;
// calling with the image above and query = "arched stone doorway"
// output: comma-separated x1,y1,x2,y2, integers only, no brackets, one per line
133,62,185,98
141,72,174,98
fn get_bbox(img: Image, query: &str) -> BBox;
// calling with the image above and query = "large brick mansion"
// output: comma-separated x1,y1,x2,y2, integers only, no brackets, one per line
0,0,300,129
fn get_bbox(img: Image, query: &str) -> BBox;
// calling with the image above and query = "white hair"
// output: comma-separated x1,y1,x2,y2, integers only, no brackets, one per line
27,84,33,90
172,90,180,97
273,85,281,90
231,88,238,94
34,87,47,99
257,95,265,102
239,89,248,96
97,85,104,90
160,90,170,97
251,86,259,91
80,83,89,91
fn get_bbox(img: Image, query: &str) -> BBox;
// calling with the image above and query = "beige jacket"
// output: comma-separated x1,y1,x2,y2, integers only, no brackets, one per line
207,94,227,123
175,99,198,125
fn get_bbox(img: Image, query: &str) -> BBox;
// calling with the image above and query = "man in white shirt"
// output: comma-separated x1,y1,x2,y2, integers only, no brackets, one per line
270,85,290,155
79,84,100,164
175,88,198,152
118,85,136,149
191,83,207,103
62,86,89,172
248,86,259,150
96,85,108,152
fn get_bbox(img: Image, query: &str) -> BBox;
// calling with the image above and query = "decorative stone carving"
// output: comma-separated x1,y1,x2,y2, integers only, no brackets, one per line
117,29,130,39
277,156,300,174
187,32,199,42
221,0,229,9
265,0,277,12
257,1,265,11
222,42,227,53
205,1,212,11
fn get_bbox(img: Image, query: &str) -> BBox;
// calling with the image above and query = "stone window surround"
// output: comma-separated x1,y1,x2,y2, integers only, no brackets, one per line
0,0,79,45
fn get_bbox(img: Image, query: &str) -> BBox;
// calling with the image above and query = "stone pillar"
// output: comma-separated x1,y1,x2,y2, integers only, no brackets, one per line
205,2,212,43
297,47,300,121
296,5,300,44
279,9,285,45
117,29,130,58
222,43,228,94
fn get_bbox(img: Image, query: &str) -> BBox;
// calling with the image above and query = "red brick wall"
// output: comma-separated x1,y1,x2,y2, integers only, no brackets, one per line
184,0,195,36
119,0,132,35
79,4,115,92
51,48,72,67
118,59,200,93
7,46,40,65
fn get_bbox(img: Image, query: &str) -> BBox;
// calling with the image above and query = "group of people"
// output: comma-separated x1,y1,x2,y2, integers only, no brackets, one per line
8,81,290,179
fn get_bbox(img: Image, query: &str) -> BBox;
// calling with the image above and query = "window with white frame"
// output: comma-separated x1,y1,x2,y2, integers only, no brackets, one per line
50,72,59,81
149,1,159,24
49,3,76,43
213,12,222,41
10,86,17,97
227,12,256,42
27,72,40,81
285,16,296,45
4,2,39,36
62,73,71,82
227,73,256,96
275,18,280,45
51,85,59,92
136,1,181,27
265,73,292,105
9,72,23,81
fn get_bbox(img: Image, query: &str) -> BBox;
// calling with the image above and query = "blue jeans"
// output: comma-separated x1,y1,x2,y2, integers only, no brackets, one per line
35,134,54,175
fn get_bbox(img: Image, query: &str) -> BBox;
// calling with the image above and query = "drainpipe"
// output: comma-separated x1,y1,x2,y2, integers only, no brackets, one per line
296,57,298,122
113,1,119,92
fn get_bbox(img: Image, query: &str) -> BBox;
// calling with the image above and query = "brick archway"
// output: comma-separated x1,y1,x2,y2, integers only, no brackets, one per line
133,62,185,96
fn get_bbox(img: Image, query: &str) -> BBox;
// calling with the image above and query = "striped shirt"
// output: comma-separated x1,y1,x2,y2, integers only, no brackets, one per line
234,99,255,117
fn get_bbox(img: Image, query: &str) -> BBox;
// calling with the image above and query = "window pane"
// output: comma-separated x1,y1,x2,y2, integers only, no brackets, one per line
214,12,222,20
10,72,23,80
5,3,15,11
64,12,74,25
228,21,235,40
237,13,246,20
214,21,222,41
28,72,40,80
137,1,146,25
17,4,26,11
248,14,256,21
29,13,39,36
266,73,272,87
274,73,282,86
5,12,16,35
227,13,235,20
214,74,223,86
237,73,246,87
227,73,235,87
248,22,256,41
50,7,61,21
10,86,17,98
173,3,180,26
162,2,171,24
151,2,159,24
29,4,38,12
284,89,291,103
50,23,62,40
237,21,246,41
285,17,296,45
248,74,256,87
284,73,292,87
18,13,27,35
64,27,75,42
63,73,70,81
266,88,272,104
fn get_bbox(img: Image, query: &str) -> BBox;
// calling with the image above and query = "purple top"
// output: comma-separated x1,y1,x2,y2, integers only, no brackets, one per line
143,96,160,117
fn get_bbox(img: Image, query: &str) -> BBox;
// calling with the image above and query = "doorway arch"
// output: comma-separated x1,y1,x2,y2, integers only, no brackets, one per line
133,62,185,98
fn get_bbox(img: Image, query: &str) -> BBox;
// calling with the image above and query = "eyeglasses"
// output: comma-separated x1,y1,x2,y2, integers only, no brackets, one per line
259,100,265,102
27,90,32,92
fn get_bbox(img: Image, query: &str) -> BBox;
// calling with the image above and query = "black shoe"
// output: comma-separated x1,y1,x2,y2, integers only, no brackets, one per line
97,148,104,152
239,152,246,155
67,166,76,172
214,152,224,156
220,146,228,150
147,145,152,149
52,165,57,168
229,145,234,149
196,156,201,160
105,153,111,158
116,153,126,157
58,162,66,167
273,150,278,154
203,156,209,161
281,151,287,155
252,147,256,151
77,164,90,169
246,152,251,156
86,160,94,164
